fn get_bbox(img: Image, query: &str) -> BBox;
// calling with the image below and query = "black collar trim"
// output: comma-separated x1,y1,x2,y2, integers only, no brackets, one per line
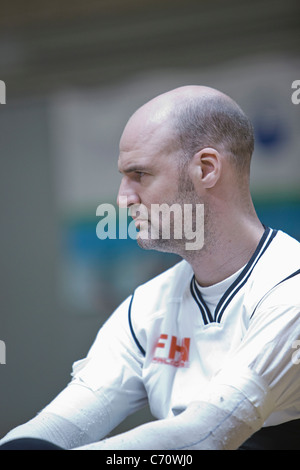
190,227,278,324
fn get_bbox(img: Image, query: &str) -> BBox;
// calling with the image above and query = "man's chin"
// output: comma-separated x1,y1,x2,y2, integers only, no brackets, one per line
136,233,180,254
136,233,157,250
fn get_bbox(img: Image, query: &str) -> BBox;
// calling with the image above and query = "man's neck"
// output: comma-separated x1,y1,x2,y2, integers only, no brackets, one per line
184,219,265,287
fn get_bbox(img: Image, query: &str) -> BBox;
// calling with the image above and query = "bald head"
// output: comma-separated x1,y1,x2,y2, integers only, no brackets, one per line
123,86,219,135
121,85,254,176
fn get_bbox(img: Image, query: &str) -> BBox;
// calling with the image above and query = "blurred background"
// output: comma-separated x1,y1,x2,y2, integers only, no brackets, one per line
0,0,299,440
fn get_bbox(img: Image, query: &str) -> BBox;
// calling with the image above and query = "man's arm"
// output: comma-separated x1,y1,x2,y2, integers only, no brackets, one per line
74,383,265,450
0,382,114,449
1,296,148,449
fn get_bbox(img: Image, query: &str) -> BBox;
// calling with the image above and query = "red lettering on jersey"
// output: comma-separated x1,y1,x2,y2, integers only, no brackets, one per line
168,336,190,362
152,334,190,368
156,334,168,349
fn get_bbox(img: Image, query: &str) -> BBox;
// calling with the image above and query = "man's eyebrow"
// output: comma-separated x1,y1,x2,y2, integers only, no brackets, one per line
118,165,149,174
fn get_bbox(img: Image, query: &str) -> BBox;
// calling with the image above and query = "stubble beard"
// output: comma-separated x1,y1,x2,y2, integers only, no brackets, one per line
136,172,207,257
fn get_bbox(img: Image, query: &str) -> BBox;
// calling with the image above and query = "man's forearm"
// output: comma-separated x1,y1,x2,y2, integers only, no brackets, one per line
75,393,262,450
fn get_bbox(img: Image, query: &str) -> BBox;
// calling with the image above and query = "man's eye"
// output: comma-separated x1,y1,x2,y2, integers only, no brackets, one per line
135,171,145,179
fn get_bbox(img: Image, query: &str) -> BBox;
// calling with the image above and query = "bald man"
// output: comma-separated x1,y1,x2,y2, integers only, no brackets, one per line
1,86,300,450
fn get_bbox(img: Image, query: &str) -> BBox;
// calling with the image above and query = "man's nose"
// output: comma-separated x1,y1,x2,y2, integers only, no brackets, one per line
117,177,140,208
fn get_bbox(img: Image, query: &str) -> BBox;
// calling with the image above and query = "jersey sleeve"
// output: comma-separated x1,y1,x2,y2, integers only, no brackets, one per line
66,295,148,428
210,274,300,425
1,296,149,449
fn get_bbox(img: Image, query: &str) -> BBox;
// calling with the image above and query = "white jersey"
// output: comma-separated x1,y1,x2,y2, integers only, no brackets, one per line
71,226,300,429
2,226,300,449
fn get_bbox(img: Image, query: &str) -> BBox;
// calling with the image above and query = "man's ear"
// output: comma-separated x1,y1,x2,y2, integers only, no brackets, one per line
190,147,222,189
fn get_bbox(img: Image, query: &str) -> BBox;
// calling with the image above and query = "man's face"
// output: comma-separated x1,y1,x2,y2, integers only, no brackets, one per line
117,117,201,254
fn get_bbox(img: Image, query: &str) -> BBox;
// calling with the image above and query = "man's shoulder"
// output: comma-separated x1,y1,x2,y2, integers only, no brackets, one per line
245,229,300,311
266,229,300,270
276,229,300,248
133,259,192,308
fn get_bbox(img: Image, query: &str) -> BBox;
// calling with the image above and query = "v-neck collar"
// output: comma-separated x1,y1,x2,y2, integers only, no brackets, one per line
190,226,278,324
